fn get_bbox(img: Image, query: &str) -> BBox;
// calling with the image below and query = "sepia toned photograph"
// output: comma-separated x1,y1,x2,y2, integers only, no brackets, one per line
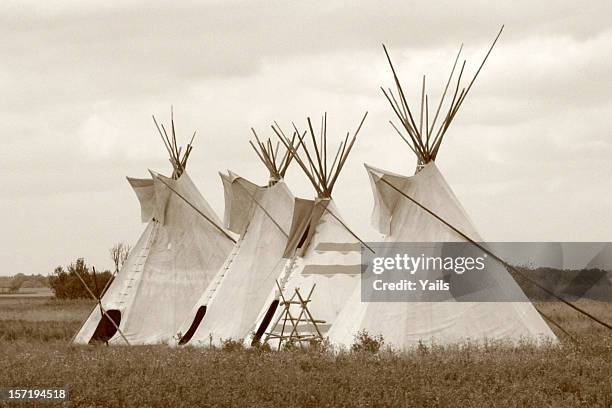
1,1,610,407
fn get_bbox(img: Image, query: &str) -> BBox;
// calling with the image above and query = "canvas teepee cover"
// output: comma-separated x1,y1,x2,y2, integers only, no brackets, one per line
329,32,556,349
74,115,234,345
328,163,557,348
250,115,368,345
174,132,297,346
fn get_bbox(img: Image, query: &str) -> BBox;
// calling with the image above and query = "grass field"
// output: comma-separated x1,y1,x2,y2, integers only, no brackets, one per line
0,296,610,407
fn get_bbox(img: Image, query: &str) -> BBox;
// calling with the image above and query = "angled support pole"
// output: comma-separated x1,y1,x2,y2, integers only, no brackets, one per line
321,203,375,254
155,175,236,244
234,179,289,238
379,177,612,332
74,269,131,345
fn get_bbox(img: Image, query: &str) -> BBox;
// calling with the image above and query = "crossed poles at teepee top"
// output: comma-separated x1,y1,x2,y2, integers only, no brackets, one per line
74,267,131,345
263,280,324,350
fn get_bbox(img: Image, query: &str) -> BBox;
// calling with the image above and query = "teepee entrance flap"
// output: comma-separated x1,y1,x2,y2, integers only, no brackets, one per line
283,198,330,258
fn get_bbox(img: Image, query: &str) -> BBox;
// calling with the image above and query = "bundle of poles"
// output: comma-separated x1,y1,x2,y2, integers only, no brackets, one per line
273,112,368,198
152,107,196,179
382,26,504,166
249,128,299,184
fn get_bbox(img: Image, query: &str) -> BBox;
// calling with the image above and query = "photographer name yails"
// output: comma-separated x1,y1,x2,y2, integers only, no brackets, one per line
419,279,449,291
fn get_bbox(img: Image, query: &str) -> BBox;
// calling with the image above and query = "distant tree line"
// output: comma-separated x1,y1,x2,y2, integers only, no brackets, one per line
0,274,49,293
509,266,611,301
0,242,131,298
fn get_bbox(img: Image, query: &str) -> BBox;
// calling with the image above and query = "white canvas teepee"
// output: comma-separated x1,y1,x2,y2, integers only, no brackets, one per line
329,163,557,348
250,114,368,347
74,114,234,345
329,31,557,349
173,132,298,346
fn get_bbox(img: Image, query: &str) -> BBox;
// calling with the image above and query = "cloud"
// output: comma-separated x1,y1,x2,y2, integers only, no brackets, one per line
78,112,122,160
0,1,610,276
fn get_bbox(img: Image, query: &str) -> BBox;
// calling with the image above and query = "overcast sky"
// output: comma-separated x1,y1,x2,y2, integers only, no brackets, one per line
1,0,610,276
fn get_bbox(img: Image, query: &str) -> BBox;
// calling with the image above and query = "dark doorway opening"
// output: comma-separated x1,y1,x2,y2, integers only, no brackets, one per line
89,309,121,344
297,225,311,250
178,306,207,345
251,300,279,345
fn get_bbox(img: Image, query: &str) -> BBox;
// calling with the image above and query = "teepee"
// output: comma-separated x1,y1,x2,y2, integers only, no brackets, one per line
329,29,557,349
74,112,234,345
173,130,299,346
249,113,368,347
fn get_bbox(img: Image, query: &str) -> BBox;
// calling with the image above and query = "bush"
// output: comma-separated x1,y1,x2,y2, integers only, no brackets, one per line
251,341,272,353
278,337,332,353
351,330,384,353
49,259,113,299
308,337,333,353
221,338,245,352
282,339,299,351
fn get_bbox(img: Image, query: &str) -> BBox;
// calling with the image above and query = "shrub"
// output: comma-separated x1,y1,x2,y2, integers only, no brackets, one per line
308,337,333,353
351,330,384,353
221,338,245,352
48,259,113,299
282,339,302,351
417,339,429,355
251,340,272,353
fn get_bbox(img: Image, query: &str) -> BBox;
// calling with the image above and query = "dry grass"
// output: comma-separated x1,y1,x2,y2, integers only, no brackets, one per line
0,320,83,342
0,296,94,321
0,297,610,408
